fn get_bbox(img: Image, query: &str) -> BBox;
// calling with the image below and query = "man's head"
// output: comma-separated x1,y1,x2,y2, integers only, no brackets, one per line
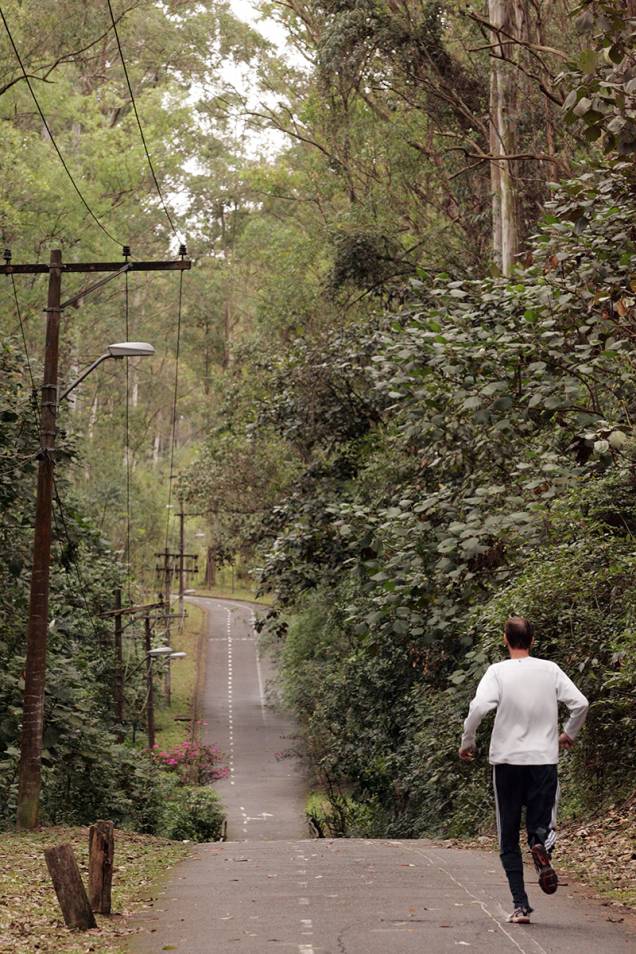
504,615,534,650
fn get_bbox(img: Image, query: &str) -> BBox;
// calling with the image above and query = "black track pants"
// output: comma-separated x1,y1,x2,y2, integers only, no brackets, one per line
493,763,559,907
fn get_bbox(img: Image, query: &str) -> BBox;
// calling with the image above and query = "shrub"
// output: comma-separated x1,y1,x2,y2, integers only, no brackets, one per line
159,786,225,842
152,740,229,785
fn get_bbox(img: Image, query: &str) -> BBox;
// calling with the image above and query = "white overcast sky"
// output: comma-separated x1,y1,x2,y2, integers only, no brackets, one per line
228,0,289,49
222,0,304,157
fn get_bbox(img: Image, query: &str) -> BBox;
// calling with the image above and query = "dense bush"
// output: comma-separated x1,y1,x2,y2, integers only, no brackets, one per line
262,162,636,837
158,786,225,842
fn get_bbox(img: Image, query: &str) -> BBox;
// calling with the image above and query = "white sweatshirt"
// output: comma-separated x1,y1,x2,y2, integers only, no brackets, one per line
461,656,589,765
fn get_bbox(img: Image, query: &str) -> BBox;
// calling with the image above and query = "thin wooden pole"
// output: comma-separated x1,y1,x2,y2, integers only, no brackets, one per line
114,588,124,734
178,501,185,619
17,250,62,830
144,616,155,749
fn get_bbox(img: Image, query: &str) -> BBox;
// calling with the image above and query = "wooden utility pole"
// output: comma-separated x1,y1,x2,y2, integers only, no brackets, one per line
17,250,61,830
178,499,185,619
205,545,216,588
4,248,191,829
114,588,124,734
144,615,156,749
155,547,197,615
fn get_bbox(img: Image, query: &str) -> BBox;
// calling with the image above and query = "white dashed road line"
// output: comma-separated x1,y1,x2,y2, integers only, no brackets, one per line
226,608,235,787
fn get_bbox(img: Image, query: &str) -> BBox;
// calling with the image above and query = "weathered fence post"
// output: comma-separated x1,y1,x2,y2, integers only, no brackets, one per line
44,843,97,930
88,819,114,914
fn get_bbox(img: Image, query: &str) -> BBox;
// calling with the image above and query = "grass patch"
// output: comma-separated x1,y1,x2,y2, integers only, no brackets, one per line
192,585,273,606
0,826,189,954
154,604,203,751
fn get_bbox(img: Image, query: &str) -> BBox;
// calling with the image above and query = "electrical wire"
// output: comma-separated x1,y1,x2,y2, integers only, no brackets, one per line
124,268,132,601
8,274,39,418
106,0,183,243
164,269,184,558
0,7,123,249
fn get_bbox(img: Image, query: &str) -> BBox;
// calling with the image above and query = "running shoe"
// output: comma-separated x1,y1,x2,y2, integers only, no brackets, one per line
507,905,532,924
531,842,558,894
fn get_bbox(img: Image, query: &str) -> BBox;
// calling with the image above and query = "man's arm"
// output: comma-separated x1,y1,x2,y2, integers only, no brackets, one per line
459,666,500,759
555,665,589,744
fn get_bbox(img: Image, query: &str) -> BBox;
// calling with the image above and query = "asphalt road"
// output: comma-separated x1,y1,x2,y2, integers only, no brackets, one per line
129,597,635,954
190,595,308,841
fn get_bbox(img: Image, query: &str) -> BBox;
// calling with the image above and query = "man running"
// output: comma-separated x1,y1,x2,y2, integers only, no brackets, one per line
458,616,589,924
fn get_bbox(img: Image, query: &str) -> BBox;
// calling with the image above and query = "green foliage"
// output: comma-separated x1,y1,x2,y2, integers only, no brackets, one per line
560,2,636,153
0,340,228,837
251,160,636,836
158,785,225,842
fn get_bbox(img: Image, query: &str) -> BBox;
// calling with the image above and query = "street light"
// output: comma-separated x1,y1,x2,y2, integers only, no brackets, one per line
58,342,155,401
163,649,187,707
16,327,155,829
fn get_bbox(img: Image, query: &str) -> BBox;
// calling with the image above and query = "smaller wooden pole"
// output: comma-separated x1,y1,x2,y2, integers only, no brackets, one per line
144,616,156,749
44,843,97,930
114,589,124,736
88,820,114,914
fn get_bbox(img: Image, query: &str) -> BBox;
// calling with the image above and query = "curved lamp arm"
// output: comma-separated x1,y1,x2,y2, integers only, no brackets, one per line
58,341,155,402
58,352,110,402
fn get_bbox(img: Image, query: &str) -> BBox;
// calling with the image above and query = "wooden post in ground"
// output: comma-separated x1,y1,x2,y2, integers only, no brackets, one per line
88,820,114,914
44,843,97,930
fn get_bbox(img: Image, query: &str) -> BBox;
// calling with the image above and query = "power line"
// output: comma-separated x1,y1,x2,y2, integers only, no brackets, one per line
124,267,132,601
164,269,184,554
0,6,123,248
106,0,183,242
8,274,38,405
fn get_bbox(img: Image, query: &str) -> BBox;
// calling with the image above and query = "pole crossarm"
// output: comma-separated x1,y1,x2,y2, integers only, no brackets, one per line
1,259,191,275
60,264,130,310
99,600,164,619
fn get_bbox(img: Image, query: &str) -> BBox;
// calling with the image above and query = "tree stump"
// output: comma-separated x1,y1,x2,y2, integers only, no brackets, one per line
88,819,114,914
44,844,97,930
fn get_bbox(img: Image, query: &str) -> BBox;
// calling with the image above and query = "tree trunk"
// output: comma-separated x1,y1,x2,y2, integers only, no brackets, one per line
488,0,526,275
206,547,216,588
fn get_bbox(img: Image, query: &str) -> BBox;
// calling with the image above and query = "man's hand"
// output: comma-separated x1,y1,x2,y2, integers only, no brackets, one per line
458,745,476,762
559,732,574,750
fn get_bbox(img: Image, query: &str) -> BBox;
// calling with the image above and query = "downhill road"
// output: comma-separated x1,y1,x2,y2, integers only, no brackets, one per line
191,595,308,841
129,596,635,954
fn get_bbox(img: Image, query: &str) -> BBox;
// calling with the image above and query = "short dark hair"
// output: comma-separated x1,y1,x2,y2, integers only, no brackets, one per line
505,616,534,649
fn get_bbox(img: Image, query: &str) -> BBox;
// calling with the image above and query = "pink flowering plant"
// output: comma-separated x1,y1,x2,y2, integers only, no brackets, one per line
152,740,229,786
